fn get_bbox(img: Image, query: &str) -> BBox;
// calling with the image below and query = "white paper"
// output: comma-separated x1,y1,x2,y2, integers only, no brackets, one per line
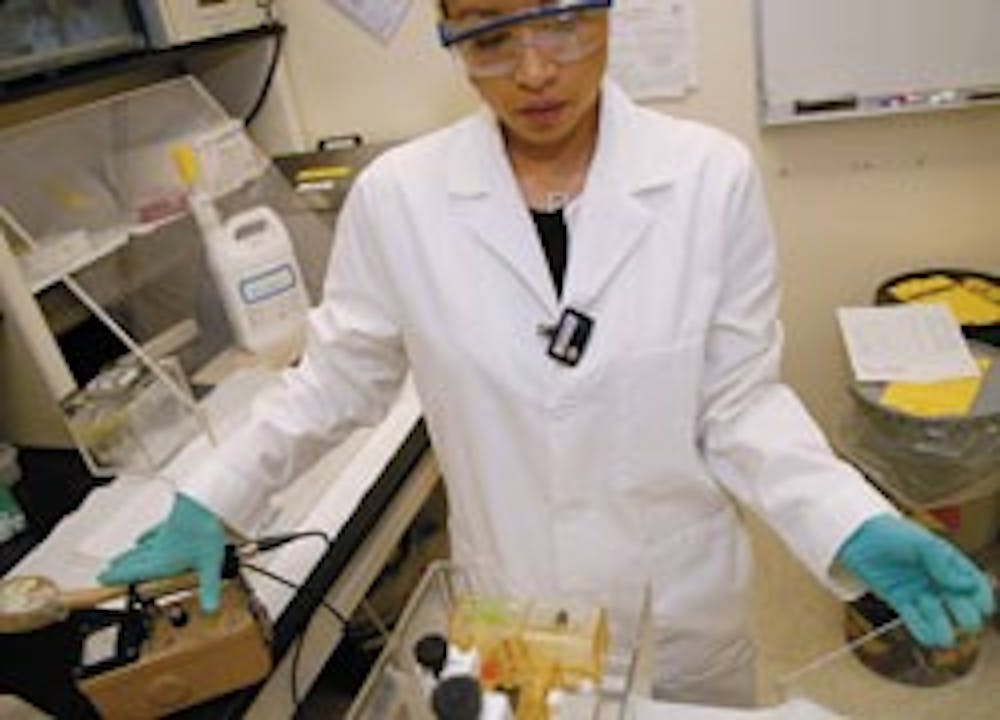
836,304,980,383
608,0,697,100
327,0,413,43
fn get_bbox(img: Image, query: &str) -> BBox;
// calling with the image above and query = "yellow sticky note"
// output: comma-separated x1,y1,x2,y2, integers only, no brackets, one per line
880,358,991,417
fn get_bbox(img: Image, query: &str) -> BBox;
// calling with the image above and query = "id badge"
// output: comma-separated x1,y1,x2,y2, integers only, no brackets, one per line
545,308,594,367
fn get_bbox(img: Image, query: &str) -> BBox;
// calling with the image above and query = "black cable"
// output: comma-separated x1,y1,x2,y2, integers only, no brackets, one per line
244,15,284,127
239,530,333,554
241,562,349,626
241,559,350,714
289,632,306,720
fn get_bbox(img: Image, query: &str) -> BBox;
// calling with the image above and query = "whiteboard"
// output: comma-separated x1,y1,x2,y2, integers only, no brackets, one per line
755,0,1000,124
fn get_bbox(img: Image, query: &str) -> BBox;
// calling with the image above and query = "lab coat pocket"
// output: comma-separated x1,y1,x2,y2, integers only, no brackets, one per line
616,337,708,500
646,507,753,646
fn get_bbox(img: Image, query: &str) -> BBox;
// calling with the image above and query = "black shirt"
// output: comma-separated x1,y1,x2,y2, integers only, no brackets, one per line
530,208,568,299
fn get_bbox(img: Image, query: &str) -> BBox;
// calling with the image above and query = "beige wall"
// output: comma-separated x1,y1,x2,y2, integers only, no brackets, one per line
272,0,1000,429
2,1,997,440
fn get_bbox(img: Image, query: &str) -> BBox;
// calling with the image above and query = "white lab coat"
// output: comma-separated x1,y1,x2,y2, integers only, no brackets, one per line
184,81,893,699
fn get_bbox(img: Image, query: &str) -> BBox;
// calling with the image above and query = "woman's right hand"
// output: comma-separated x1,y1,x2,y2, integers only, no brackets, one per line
98,493,226,612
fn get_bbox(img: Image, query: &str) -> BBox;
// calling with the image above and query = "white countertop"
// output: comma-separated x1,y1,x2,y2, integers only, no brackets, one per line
9,369,423,622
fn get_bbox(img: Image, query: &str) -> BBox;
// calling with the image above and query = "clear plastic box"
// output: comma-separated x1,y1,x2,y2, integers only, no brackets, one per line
61,355,201,477
347,561,654,720
0,74,339,456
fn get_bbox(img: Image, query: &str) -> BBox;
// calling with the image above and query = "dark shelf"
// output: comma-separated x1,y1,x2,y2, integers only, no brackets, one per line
0,23,285,105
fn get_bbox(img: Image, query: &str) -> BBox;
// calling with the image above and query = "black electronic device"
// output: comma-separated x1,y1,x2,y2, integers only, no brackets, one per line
0,541,296,718
540,308,594,367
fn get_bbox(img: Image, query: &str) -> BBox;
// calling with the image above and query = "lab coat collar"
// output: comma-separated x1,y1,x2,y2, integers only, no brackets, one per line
446,79,678,311
446,79,679,197
565,80,678,306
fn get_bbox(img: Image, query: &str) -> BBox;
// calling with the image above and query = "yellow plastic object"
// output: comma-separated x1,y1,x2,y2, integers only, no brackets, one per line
294,165,353,183
880,357,991,417
448,596,609,719
449,596,528,689
171,143,200,188
521,603,608,685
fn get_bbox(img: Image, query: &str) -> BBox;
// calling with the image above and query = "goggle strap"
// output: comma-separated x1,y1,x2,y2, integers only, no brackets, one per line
438,0,612,47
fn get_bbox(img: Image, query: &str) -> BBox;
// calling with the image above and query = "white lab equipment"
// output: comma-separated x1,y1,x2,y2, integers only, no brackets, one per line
349,562,845,719
138,0,271,48
348,561,653,719
188,192,309,358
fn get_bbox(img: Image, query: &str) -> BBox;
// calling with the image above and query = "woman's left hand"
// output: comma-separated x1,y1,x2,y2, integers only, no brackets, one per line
836,514,995,647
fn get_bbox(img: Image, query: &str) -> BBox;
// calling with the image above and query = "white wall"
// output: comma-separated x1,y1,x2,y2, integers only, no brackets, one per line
270,0,1000,430
271,0,475,145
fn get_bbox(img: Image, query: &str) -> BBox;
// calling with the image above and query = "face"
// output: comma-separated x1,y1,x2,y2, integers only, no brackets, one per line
442,0,609,150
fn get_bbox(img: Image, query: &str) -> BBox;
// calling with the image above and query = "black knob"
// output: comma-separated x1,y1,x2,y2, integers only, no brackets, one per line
166,605,189,628
414,634,448,677
431,675,482,720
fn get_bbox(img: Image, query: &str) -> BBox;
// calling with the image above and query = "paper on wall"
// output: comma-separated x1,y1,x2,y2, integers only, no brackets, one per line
608,0,697,100
326,0,413,43
836,304,981,383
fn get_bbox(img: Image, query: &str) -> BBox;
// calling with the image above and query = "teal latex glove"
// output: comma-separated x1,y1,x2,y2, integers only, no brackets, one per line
836,514,995,648
98,494,226,613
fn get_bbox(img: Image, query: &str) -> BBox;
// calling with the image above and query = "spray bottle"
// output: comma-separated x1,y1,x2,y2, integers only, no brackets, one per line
172,144,309,359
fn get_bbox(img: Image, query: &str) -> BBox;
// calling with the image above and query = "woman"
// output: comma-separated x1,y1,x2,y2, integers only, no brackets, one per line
103,0,993,707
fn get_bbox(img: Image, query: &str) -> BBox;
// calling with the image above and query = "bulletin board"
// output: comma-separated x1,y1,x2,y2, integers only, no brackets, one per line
755,0,1000,125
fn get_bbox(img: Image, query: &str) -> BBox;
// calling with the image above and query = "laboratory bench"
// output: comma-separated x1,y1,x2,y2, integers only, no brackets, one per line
175,418,433,720
0,375,444,719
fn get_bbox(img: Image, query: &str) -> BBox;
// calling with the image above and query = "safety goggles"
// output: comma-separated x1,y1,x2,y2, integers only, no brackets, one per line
438,1,613,79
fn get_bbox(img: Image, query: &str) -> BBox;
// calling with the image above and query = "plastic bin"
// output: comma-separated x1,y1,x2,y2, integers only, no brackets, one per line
837,340,1000,510
346,561,653,720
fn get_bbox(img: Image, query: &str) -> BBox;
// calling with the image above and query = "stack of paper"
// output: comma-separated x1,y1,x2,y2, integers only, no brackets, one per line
836,304,980,383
